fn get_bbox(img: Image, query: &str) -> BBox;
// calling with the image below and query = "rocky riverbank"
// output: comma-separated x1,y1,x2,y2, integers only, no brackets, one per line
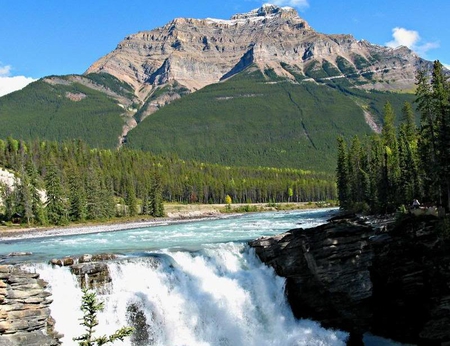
0,253,124,345
0,265,62,345
249,213,450,345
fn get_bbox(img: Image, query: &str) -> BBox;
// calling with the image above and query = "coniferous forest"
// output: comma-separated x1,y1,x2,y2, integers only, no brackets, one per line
0,137,336,226
336,61,450,214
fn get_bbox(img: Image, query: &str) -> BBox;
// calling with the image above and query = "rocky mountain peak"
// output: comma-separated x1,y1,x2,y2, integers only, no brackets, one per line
85,4,430,126
231,4,300,20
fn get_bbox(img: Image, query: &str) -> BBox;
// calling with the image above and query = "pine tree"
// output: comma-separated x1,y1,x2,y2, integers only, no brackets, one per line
124,176,138,217
73,288,133,346
149,172,164,217
68,171,87,222
431,61,450,209
0,182,14,221
367,135,383,212
86,166,106,220
45,165,68,225
381,102,400,210
336,136,350,209
416,67,439,203
16,171,34,225
26,159,47,225
401,102,417,144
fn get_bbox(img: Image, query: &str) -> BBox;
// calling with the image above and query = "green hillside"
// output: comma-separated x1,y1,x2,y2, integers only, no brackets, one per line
126,68,417,172
0,68,417,172
0,77,124,148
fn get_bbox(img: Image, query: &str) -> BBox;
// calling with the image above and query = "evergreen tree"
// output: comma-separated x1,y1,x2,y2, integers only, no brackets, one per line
336,136,350,209
401,102,417,144
367,135,383,212
124,175,138,217
73,288,133,346
431,61,450,209
381,102,400,210
86,166,106,220
416,67,439,203
68,171,87,222
45,165,68,225
16,171,34,225
26,159,47,225
148,172,164,217
0,182,14,221
335,61,449,213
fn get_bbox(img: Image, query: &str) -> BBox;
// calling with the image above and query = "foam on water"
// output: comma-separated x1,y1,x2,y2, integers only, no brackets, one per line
0,208,336,263
31,243,348,345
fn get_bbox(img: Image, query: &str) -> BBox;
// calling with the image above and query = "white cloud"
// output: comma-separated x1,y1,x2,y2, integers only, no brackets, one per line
0,63,36,96
386,27,439,57
444,63,450,70
0,76,36,97
0,64,12,77
268,0,309,9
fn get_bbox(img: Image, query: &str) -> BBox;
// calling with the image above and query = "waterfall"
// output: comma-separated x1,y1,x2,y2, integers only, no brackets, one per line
31,243,348,346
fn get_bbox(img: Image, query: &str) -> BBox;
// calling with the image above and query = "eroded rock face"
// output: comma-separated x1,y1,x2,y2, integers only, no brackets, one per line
86,4,429,107
250,218,374,333
249,214,450,345
0,265,62,345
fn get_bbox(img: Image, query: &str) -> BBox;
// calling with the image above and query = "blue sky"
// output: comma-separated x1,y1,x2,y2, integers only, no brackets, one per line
1,0,449,96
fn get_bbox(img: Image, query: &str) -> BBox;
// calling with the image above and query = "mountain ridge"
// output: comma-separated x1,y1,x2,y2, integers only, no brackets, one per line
0,4,434,172
86,4,428,96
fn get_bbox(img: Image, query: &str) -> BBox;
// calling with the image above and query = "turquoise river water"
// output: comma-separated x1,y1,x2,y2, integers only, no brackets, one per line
0,208,405,346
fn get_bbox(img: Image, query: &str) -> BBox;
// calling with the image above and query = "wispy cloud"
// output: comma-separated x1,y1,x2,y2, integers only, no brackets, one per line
267,0,309,10
0,63,36,97
0,64,12,77
386,27,439,57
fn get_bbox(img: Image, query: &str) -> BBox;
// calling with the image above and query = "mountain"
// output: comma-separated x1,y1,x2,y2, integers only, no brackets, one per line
0,4,432,172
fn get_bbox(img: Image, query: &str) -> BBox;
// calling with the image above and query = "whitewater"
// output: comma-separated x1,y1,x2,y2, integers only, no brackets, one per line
0,209,403,345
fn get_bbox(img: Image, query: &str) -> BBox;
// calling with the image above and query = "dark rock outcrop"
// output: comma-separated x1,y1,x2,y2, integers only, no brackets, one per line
50,253,116,289
249,214,450,345
70,262,111,290
0,265,62,345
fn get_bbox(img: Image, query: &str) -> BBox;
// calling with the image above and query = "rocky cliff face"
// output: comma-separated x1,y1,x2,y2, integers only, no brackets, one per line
249,214,450,345
0,265,62,345
86,4,429,119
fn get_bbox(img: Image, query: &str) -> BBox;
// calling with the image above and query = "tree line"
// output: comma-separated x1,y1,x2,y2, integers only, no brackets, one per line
0,137,336,226
336,60,450,213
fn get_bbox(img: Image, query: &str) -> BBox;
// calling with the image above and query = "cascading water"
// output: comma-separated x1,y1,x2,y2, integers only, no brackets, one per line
32,242,348,346
3,209,363,345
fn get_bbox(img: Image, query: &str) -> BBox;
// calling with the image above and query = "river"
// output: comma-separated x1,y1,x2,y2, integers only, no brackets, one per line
0,208,404,345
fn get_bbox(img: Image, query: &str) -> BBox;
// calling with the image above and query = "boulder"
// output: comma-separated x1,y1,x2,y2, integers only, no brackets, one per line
71,261,112,290
50,253,116,289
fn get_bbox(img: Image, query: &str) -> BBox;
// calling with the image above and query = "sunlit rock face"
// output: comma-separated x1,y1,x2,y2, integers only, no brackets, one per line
86,4,429,106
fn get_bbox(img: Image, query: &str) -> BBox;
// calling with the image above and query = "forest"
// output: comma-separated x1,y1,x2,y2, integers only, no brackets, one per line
0,138,336,226
127,66,416,173
336,61,450,214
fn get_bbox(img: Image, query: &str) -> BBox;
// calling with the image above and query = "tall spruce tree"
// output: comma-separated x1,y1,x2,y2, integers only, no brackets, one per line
431,61,450,209
45,165,68,225
149,172,164,217
381,102,400,210
416,67,439,203
336,136,350,209
26,159,47,225
68,171,87,222
124,175,138,217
